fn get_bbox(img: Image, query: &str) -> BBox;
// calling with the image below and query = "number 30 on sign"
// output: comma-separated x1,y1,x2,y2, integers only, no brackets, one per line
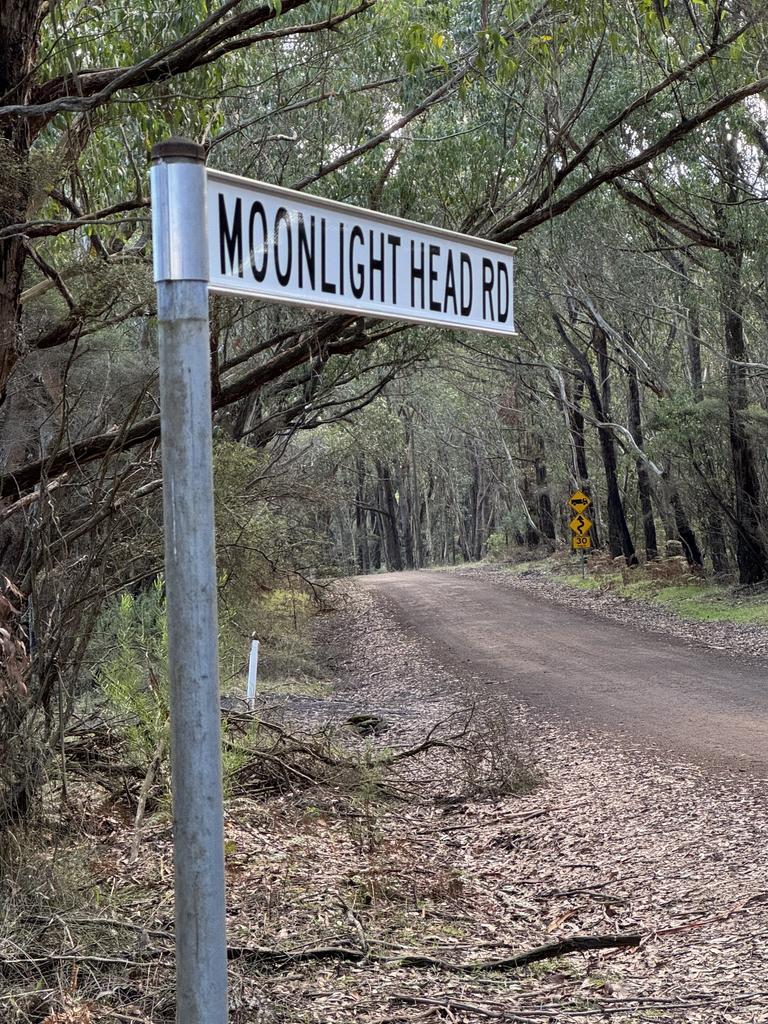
572,535,592,550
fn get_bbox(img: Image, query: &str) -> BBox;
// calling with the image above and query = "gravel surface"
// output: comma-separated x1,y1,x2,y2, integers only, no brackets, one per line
460,563,768,659
305,582,768,1023
359,569,768,771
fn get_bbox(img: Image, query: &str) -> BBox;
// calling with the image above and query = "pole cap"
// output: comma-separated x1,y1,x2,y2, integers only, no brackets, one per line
150,136,206,164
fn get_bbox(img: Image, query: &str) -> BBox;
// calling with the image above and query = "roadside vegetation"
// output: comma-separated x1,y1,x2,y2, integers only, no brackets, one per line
5,0,768,828
498,549,768,627
2,580,547,1022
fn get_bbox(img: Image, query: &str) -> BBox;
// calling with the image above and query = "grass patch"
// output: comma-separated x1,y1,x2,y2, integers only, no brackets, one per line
542,558,768,626
561,574,601,590
611,577,768,624
652,584,768,624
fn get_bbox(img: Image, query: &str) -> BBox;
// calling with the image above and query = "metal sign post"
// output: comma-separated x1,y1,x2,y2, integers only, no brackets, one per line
568,490,593,578
150,139,228,1024
148,134,516,1024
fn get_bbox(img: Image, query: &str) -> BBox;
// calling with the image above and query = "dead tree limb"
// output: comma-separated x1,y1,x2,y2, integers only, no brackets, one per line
225,932,642,971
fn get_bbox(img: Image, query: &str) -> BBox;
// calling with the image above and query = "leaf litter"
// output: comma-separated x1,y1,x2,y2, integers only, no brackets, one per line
7,579,768,1022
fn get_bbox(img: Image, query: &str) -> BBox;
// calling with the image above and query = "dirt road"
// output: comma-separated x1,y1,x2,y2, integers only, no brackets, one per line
360,569,768,770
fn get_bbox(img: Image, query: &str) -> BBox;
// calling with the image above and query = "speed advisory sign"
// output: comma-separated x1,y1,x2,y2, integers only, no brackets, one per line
208,170,515,336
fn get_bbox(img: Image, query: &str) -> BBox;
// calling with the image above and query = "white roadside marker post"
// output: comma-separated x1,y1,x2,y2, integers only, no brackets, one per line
247,635,260,709
150,138,228,1024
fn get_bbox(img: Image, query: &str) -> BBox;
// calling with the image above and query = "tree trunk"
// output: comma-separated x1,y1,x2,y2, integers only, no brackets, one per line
662,468,704,567
553,315,630,556
0,0,42,405
355,457,370,574
520,474,540,548
626,363,658,560
671,489,704,567
687,305,704,400
686,297,730,573
706,515,730,575
723,255,768,583
566,376,601,549
396,466,415,570
423,472,434,566
463,447,484,561
408,423,426,569
591,327,637,564
534,446,555,542
376,463,403,571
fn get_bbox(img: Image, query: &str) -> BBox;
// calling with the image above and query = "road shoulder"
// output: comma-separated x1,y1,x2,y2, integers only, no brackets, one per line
455,561,768,659
302,581,768,1023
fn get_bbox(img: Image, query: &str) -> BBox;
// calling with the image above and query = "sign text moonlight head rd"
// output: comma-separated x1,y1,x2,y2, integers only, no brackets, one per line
149,135,516,1024
208,170,514,336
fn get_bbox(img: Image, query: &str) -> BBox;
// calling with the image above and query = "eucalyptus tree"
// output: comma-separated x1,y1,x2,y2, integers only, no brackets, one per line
4,1,767,501
2,0,768,822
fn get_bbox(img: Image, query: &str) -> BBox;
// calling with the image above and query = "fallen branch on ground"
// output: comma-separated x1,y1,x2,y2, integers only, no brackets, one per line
222,709,473,798
389,994,525,1020
14,924,639,974
391,990,768,1020
226,932,641,971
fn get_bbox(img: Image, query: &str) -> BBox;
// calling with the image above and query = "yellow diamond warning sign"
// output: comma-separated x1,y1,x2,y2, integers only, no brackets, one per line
572,535,592,550
569,513,593,537
568,490,592,513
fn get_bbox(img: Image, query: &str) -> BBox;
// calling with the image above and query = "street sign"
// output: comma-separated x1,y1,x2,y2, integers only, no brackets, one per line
568,490,591,513
207,170,515,335
572,535,592,550
569,513,593,536
149,137,518,1024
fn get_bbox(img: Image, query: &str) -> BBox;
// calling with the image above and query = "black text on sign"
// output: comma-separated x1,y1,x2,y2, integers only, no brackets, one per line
208,171,515,336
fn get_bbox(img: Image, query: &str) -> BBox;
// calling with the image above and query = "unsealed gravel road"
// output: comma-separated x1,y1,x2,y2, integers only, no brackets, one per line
360,570,768,771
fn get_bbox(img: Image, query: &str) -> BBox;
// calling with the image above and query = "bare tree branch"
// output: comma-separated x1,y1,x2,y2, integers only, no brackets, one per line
494,71,768,243
1,0,374,126
0,199,150,241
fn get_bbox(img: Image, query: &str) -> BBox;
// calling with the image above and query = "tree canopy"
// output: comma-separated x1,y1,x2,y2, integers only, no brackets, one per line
2,0,768,818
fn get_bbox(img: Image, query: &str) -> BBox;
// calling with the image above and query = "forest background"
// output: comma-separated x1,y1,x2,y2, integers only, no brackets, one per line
1,0,768,861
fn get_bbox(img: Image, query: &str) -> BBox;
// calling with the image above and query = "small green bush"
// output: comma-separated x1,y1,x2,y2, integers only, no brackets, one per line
486,531,511,561
93,578,169,770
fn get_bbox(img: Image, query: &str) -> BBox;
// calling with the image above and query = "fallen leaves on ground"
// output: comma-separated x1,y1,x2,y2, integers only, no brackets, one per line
8,579,768,1022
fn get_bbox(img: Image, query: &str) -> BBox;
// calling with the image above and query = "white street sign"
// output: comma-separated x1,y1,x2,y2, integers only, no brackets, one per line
150,136,520,1024
207,169,515,336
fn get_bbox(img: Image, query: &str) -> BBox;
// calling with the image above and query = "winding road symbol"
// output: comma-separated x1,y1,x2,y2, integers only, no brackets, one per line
569,513,593,536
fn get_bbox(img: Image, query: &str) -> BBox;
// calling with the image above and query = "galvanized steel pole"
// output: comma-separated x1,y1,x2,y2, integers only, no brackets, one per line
150,138,228,1024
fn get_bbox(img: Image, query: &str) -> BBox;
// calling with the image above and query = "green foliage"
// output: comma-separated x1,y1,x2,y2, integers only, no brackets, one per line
212,439,333,669
94,579,169,768
652,585,768,625
323,398,406,464
10,0,768,836
486,531,508,561
561,569,768,624
251,588,321,686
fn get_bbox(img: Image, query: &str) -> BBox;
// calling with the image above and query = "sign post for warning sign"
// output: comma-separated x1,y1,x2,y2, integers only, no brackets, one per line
150,138,515,1023
568,491,593,578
